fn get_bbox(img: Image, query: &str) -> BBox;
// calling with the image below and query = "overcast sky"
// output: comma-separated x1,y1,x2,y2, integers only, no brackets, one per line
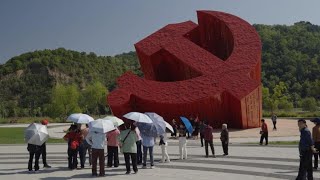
1,0,320,63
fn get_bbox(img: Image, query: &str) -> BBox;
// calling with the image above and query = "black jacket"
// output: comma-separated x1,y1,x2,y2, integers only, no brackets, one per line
27,143,41,153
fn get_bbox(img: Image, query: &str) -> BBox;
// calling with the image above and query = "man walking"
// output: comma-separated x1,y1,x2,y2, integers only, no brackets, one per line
204,122,215,158
311,118,320,170
296,119,318,180
271,113,277,130
220,124,229,156
260,119,268,145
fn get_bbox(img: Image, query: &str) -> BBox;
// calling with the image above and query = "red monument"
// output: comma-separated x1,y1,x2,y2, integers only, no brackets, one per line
108,11,262,129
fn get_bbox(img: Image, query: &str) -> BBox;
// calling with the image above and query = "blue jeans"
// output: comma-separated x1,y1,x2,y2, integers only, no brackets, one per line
143,146,154,166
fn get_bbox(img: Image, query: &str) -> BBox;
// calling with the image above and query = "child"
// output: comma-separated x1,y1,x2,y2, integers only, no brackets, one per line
159,134,170,163
27,143,41,173
63,124,82,170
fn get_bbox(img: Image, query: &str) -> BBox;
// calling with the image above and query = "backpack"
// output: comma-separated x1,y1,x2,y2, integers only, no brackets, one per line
70,140,79,150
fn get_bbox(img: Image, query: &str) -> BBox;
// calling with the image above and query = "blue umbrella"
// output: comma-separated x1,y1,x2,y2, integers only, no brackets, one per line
180,116,194,134
136,113,166,137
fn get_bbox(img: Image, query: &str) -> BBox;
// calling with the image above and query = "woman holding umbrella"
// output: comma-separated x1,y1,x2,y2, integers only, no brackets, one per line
118,123,139,174
179,116,194,160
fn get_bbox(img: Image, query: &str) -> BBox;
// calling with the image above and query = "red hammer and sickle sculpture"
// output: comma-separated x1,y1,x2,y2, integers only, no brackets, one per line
108,11,262,129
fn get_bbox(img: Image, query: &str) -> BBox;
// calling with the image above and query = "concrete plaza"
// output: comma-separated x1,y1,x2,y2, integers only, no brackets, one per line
0,142,319,180
0,119,319,180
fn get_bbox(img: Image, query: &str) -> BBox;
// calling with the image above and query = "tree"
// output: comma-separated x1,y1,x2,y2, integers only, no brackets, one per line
301,97,318,111
48,84,81,120
80,82,108,116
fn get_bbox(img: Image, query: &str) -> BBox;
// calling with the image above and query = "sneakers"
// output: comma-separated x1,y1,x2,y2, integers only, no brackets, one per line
142,165,147,169
125,171,131,174
133,171,138,174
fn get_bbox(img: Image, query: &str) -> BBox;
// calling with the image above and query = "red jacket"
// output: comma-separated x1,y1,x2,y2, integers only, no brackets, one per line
64,131,82,150
261,123,268,133
204,125,213,141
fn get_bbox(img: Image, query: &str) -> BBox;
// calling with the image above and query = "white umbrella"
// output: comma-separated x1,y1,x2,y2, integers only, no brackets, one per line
145,112,174,133
89,119,115,133
67,113,94,124
123,112,153,123
24,123,49,146
103,116,124,127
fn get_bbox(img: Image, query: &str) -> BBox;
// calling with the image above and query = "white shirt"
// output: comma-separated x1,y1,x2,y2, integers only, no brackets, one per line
86,131,106,149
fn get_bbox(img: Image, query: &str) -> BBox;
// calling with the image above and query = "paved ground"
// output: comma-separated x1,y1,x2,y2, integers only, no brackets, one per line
0,118,319,179
0,142,319,180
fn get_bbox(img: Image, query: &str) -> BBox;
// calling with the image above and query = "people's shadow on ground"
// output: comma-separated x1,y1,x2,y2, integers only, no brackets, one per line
0,166,71,176
40,173,91,180
39,170,128,180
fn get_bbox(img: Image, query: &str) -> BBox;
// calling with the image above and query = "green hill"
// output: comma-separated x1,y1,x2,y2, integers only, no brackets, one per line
0,21,320,121
0,48,141,119
254,21,320,112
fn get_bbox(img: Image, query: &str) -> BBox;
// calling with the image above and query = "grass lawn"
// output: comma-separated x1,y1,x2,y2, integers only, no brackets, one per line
0,127,65,144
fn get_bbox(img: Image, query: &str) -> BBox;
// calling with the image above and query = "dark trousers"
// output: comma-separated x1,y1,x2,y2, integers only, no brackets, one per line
107,146,119,167
124,153,138,173
171,129,177,137
314,142,320,168
297,150,313,180
78,143,85,168
200,134,204,147
143,146,154,166
136,140,142,164
79,140,92,167
68,148,78,169
40,143,48,165
28,151,41,171
92,148,105,176
205,140,215,156
260,132,268,145
222,141,229,155
272,121,277,130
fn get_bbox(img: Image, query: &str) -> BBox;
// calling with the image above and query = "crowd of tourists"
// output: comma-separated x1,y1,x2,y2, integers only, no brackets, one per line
26,115,320,179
